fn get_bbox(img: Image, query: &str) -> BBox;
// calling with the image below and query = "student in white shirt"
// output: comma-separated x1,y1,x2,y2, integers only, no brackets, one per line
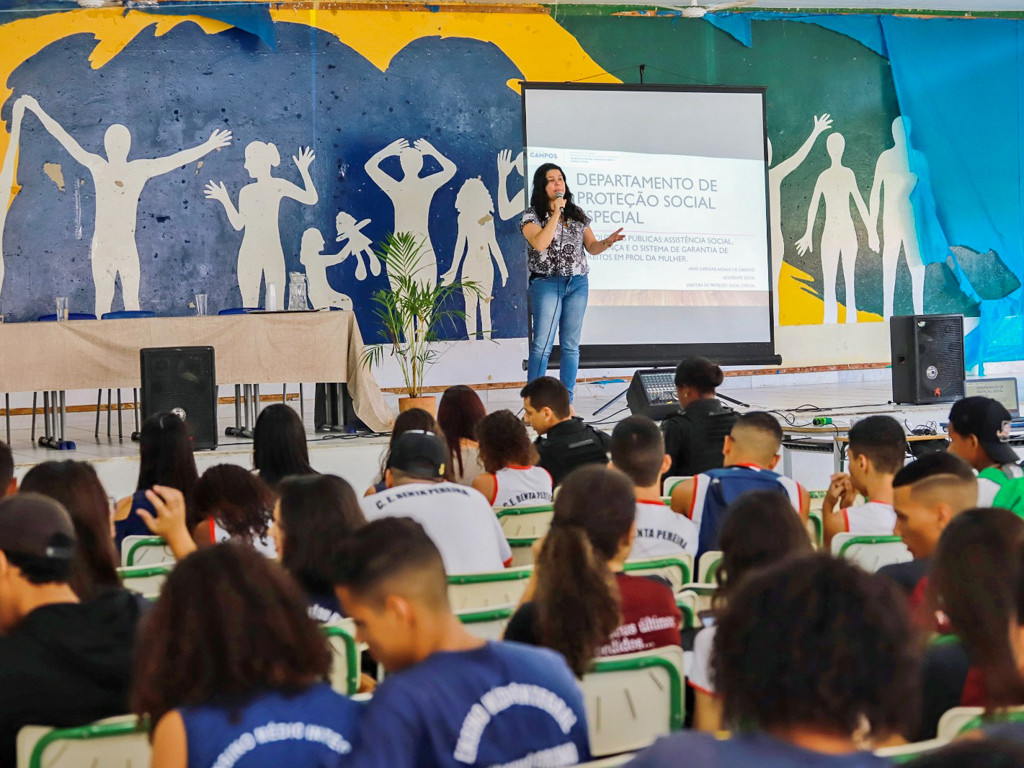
610,415,697,560
359,431,512,574
472,410,553,508
822,415,905,548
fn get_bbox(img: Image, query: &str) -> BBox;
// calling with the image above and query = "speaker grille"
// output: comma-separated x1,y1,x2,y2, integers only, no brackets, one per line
140,347,218,450
890,314,964,405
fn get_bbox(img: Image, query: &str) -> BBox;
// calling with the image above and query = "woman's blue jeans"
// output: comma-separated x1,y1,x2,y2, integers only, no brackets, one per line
527,274,589,400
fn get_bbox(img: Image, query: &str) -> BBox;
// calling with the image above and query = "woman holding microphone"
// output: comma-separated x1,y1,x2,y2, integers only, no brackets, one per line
521,163,624,401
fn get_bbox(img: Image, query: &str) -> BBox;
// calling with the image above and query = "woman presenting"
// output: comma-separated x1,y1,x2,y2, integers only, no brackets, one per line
521,163,624,401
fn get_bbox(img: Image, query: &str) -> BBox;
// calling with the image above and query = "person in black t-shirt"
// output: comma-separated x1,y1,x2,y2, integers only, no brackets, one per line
0,493,140,768
521,376,610,487
660,358,736,481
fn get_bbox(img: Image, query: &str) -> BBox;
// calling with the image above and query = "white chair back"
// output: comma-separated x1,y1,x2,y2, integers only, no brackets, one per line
120,535,174,567
117,564,172,599
622,555,693,593
448,567,533,612
17,715,149,768
697,550,723,582
507,538,538,568
936,706,986,740
457,606,515,641
677,584,716,619
497,505,554,539
875,738,949,760
580,645,685,758
322,619,360,696
662,476,688,496
831,534,912,572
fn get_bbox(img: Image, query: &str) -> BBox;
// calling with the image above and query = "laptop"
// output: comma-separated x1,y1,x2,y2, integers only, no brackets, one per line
965,377,1022,420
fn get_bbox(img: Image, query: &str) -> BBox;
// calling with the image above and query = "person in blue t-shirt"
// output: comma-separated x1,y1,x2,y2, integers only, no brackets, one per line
330,517,591,767
628,554,919,768
132,544,361,768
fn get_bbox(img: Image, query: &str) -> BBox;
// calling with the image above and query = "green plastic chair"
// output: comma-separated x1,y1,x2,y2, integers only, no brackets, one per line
322,622,360,696
622,555,693,592
17,715,148,768
448,567,533,612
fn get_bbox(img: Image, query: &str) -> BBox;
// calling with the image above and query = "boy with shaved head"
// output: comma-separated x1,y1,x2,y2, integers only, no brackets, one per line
332,517,590,767
879,451,978,614
670,412,809,557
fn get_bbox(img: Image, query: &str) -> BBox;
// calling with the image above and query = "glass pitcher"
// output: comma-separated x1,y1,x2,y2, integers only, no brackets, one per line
287,271,308,311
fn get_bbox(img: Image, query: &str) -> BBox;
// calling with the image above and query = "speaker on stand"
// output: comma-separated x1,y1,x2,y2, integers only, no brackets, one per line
890,314,965,405
140,346,218,450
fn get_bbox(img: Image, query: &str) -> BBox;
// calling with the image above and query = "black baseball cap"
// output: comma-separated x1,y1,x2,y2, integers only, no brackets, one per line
0,493,76,561
949,396,1019,465
389,431,447,480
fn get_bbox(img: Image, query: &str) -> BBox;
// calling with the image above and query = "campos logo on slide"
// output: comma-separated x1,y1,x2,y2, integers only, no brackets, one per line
529,150,558,160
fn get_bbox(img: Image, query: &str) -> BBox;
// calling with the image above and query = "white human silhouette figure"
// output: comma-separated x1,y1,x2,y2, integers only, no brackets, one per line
768,114,832,324
496,148,525,221
335,210,380,281
0,98,27,304
20,95,232,317
205,142,317,307
442,177,509,340
299,228,353,311
869,116,926,318
364,137,456,289
796,133,878,325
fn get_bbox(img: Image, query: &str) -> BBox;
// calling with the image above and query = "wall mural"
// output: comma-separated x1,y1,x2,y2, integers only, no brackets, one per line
0,6,1015,368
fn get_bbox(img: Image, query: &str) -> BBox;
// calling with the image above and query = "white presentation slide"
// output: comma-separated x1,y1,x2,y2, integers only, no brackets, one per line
523,85,774,354
528,146,769,293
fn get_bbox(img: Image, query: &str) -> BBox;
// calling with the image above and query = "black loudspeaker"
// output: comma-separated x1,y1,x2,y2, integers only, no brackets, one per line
140,346,218,450
890,314,965,405
626,369,679,421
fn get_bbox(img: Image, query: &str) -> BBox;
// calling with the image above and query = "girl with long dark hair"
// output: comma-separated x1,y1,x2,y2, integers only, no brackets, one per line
436,385,487,486
503,465,679,676
252,404,317,491
520,162,624,401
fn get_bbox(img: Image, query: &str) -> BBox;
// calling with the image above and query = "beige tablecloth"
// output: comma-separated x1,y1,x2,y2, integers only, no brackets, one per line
0,311,394,433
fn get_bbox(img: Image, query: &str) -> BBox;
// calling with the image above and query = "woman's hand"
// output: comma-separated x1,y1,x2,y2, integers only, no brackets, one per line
137,485,197,560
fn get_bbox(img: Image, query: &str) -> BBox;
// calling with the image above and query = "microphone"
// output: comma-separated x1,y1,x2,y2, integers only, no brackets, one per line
555,191,564,220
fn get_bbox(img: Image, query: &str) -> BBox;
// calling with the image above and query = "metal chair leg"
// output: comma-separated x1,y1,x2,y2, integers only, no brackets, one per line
116,389,124,441
95,389,102,438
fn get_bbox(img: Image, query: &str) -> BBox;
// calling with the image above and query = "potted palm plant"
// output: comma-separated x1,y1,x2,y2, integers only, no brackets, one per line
362,232,482,415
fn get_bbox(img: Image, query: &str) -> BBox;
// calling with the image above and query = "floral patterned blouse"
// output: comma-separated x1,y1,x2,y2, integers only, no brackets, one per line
521,207,592,277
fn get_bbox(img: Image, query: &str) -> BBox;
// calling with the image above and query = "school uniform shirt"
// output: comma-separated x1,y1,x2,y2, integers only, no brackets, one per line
489,466,554,509
626,731,891,768
340,641,590,768
360,481,512,574
505,573,682,657
180,683,360,768
631,500,698,560
838,500,897,536
207,519,278,558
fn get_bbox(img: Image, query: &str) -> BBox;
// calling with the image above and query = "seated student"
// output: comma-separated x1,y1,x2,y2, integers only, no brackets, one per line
627,554,918,767
253,403,318,492
822,415,906,548
504,466,681,674
471,409,553,508
438,385,487,486
364,408,445,496
331,517,591,767
879,452,977,618
272,474,366,624
115,412,198,548
670,411,809,558
610,415,697,559
0,440,16,497
661,357,737,479
359,431,512,573
688,490,813,734
192,464,276,556
0,494,141,768
521,376,611,487
916,507,1024,741
947,396,1023,507
133,545,360,768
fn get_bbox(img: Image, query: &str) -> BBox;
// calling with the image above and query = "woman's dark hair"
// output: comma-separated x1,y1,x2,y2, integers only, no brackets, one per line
253,404,316,490
376,408,446,484
20,461,119,600
715,490,812,605
132,544,331,727
534,465,635,677
278,474,366,597
437,386,487,478
713,553,919,740
930,507,1024,709
476,410,538,474
193,465,275,542
529,163,587,225
674,356,724,393
136,412,198,504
